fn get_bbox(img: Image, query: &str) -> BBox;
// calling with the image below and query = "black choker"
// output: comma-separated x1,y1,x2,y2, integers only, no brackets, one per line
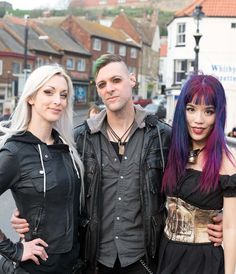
188,148,203,164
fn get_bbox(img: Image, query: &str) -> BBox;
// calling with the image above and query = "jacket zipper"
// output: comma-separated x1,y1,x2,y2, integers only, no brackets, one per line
32,207,43,237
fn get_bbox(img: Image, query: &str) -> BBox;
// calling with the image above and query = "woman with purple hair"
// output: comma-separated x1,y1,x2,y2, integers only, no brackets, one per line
157,74,236,274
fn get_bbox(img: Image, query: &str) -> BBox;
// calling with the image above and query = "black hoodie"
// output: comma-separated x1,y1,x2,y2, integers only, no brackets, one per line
0,130,80,269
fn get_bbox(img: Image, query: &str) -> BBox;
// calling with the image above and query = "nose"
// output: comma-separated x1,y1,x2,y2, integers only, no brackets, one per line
53,94,62,105
194,110,204,123
106,81,114,92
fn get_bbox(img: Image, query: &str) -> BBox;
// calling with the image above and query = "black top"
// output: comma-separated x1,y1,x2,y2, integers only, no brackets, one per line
170,168,236,209
157,169,236,274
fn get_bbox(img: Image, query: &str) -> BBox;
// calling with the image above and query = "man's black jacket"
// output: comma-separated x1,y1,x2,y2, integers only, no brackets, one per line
75,113,171,271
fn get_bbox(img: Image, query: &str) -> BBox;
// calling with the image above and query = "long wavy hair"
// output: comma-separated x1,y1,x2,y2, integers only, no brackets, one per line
162,74,230,193
0,64,84,206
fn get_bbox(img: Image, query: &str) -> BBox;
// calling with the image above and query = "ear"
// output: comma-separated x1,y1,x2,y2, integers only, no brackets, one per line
28,96,34,105
129,73,136,88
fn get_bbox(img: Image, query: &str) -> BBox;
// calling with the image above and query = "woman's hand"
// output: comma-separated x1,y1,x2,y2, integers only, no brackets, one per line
11,209,29,238
22,239,48,265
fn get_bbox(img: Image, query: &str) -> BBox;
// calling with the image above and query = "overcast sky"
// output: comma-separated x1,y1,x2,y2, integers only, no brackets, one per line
7,0,68,10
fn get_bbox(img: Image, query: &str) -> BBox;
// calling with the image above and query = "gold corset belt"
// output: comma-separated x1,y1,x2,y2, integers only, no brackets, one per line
164,197,221,243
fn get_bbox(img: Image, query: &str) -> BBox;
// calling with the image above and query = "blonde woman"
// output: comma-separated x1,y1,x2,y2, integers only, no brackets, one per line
0,65,84,274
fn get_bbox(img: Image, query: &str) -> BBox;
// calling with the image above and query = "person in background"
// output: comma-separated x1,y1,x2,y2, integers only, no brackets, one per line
157,74,236,274
87,104,101,118
227,127,236,138
0,107,11,121
0,64,84,274
11,55,224,274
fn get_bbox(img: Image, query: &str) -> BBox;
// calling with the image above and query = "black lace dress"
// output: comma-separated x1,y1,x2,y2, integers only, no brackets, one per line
157,169,236,274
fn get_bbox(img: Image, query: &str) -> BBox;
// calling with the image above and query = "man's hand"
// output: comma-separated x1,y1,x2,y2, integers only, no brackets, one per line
22,239,48,265
11,208,30,238
207,214,223,246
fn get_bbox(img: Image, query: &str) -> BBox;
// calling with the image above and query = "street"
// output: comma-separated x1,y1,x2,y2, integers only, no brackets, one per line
0,106,88,241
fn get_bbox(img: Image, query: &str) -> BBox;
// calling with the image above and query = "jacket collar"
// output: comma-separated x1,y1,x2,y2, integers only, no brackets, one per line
86,104,148,134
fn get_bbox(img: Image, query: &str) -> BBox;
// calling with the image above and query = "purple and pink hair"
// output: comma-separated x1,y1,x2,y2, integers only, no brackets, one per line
162,74,229,193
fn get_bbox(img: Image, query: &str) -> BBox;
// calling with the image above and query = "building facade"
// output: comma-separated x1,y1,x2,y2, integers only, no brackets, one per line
60,15,141,101
165,0,236,131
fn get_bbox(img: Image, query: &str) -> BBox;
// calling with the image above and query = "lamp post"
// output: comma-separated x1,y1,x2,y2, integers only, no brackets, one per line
23,14,30,82
192,5,205,74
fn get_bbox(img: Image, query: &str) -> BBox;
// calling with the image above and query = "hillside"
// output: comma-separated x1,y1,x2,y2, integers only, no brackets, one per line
155,0,194,12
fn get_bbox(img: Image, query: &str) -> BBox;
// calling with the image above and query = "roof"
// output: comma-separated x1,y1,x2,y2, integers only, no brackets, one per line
37,24,90,55
0,27,24,53
74,17,141,48
7,23,59,55
175,0,236,17
127,16,155,46
34,16,66,27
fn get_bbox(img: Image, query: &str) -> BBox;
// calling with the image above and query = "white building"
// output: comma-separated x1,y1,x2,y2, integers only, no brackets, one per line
165,0,236,132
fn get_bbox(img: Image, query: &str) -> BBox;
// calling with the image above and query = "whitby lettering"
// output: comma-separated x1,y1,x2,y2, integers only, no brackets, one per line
211,64,236,82
212,64,236,74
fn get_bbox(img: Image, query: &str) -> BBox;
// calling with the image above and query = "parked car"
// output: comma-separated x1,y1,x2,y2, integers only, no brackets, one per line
144,103,166,120
132,95,152,107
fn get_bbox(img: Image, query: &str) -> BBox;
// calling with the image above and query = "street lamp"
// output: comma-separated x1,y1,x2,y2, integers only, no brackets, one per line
23,14,30,82
192,5,205,74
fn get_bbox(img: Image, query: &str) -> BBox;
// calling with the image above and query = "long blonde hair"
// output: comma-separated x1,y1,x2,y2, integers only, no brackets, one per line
0,64,84,206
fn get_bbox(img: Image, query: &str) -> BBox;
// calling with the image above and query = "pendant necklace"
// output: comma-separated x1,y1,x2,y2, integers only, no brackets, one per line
188,147,204,164
107,120,135,155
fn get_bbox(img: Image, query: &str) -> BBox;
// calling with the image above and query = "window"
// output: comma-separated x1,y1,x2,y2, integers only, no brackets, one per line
93,38,101,51
66,58,74,70
130,48,137,59
174,59,187,84
37,57,44,67
128,66,136,74
27,64,32,73
176,23,186,46
119,45,126,56
12,62,21,75
107,42,115,54
231,23,236,28
0,60,2,75
77,58,86,72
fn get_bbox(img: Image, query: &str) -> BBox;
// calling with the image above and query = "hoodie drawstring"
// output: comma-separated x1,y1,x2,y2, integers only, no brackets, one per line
38,144,46,198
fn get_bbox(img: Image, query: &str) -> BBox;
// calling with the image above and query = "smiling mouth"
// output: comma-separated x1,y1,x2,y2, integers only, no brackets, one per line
192,127,205,134
50,109,62,113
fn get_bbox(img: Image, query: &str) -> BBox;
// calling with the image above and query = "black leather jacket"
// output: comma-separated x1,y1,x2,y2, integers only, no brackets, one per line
75,111,171,271
0,131,80,262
